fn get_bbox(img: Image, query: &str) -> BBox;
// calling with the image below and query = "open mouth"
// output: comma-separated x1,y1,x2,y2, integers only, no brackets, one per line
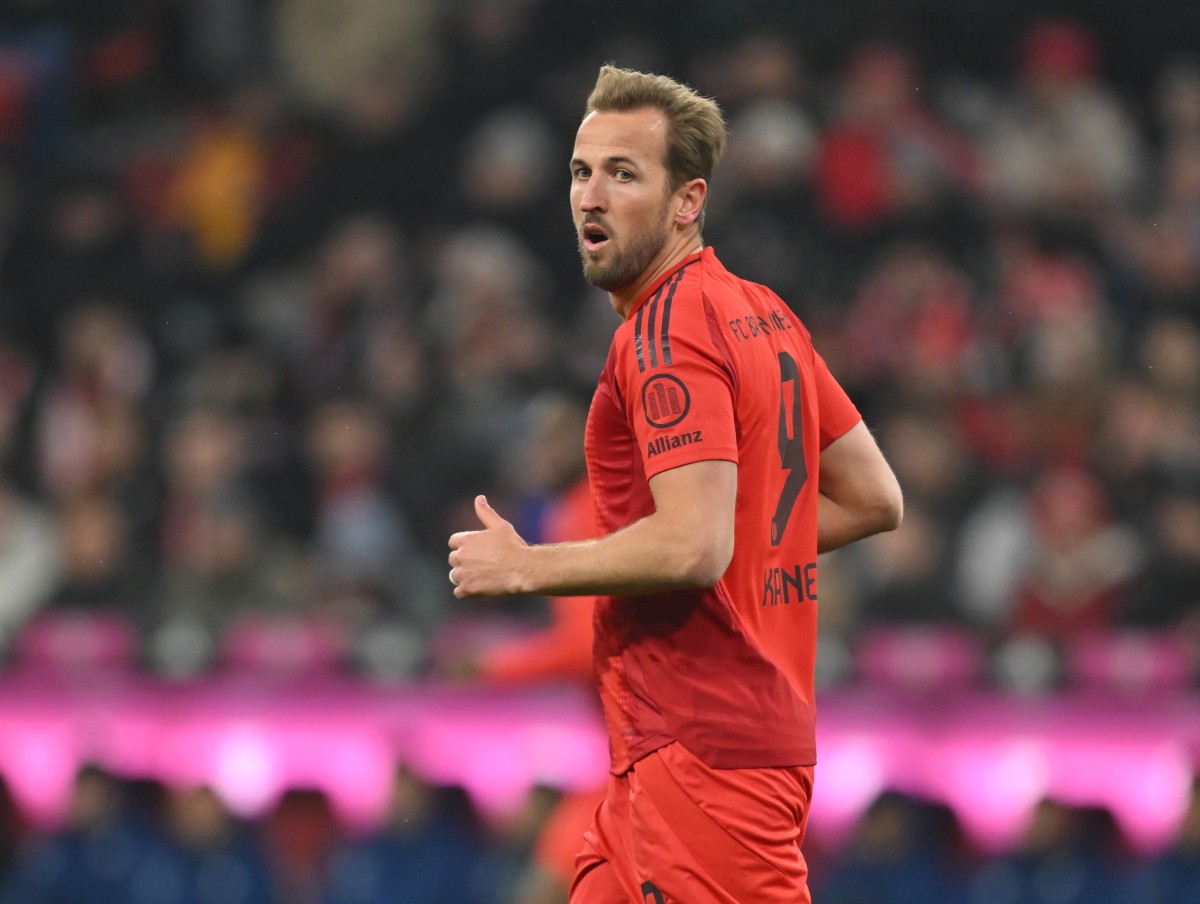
582,222,610,251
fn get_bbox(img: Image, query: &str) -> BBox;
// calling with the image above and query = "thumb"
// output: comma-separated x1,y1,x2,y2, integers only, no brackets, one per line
475,495,509,530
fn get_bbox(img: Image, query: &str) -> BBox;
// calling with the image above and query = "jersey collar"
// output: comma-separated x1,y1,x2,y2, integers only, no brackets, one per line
626,248,708,320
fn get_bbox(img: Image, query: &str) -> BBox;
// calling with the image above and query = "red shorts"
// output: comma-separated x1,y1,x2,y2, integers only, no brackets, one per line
569,742,814,904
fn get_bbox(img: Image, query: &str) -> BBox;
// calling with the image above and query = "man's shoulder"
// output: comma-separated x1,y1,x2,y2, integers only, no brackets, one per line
692,248,765,307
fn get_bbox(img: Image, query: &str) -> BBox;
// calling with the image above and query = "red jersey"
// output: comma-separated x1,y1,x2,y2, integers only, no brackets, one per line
584,247,861,774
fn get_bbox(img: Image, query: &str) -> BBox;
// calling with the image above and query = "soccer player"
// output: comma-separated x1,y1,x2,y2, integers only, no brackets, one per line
448,65,903,904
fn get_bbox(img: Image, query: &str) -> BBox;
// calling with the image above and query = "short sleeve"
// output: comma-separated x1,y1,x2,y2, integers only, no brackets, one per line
814,349,862,449
614,288,739,480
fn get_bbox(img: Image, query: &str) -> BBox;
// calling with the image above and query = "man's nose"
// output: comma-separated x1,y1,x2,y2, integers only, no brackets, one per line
578,178,606,212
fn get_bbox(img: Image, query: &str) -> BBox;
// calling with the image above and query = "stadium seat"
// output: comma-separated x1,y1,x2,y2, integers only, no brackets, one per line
219,614,349,677
854,624,986,692
1064,629,1196,696
11,611,139,675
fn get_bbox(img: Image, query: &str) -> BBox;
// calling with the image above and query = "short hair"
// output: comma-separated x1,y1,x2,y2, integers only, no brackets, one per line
585,65,726,226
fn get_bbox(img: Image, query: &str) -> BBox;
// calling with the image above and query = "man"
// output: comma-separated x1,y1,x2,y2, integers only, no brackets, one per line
449,65,903,904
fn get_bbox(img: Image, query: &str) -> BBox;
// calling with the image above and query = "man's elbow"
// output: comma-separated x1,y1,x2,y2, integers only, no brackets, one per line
876,480,904,533
674,533,733,588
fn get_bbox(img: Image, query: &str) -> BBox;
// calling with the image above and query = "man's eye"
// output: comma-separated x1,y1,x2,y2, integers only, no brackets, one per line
614,169,633,180
574,168,591,180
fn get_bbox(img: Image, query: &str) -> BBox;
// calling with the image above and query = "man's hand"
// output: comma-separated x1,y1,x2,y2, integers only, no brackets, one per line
447,496,530,599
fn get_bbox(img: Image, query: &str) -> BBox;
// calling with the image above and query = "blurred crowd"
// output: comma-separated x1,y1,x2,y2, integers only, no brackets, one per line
0,0,1198,898
0,0,1197,688
0,763,1197,904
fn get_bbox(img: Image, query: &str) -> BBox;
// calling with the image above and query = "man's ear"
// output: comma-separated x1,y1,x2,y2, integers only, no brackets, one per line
673,178,708,228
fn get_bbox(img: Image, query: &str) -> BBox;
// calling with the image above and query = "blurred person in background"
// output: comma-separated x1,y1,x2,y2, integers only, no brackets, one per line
322,766,497,904
452,390,605,904
982,18,1146,219
449,65,902,903
43,491,146,616
163,76,305,277
294,216,418,399
1092,373,1200,522
0,171,145,354
421,225,557,527
157,406,253,571
695,29,810,112
1111,62,1200,324
814,790,968,904
153,487,300,637
703,34,820,312
31,303,155,502
167,344,304,539
149,405,260,666
812,42,981,244
839,241,981,403
448,106,578,310
953,463,1144,652
0,342,35,481
289,63,449,240
986,234,1119,464
1007,466,1143,641
837,501,955,630
273,0,440,118
305,396,439,635
1122,478,1200,632
0,478,60,653
126,783,274,904
3,764,148,904
967,798,1124,904
262,788,341,904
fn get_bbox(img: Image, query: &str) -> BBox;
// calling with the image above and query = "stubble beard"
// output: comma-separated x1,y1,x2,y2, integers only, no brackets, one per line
578,204,672,293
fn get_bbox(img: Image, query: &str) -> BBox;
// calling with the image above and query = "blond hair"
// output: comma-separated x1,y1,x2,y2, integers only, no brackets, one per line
585,65,726,228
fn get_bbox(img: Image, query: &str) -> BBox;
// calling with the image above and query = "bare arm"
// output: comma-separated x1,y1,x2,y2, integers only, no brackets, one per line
448,460,737,599
817,421,903,554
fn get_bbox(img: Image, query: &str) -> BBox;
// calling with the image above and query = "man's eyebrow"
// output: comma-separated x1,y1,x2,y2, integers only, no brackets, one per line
570,154,641,169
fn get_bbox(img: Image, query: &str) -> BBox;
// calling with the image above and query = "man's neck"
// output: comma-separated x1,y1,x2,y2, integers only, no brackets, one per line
611,233,704,319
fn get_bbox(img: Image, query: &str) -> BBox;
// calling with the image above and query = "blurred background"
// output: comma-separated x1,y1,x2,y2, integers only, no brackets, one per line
0,0,1199,902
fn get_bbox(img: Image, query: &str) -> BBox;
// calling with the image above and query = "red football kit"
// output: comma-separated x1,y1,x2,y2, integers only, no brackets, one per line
572,247,861,904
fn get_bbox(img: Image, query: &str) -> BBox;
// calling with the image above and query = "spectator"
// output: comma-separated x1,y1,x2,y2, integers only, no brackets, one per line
31,304,154,502
322,767,496,904
273,0,441,115
0,173,145,354
816,791,968,904
304,397,437,631
3,764,149,904
983,19,1146,216
288,215,418,400
262,788,341,904
43,492,146,617
967,798,1124,904
127,784,274,904
813,42,981,233
158,407,253,570
1121,478,1200,630
1008,467,1143,641
163,77,302,274
153,487,300,635
0,479,60,652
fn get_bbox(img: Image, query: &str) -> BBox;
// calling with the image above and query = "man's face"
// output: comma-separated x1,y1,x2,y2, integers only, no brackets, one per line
570,107,676,293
